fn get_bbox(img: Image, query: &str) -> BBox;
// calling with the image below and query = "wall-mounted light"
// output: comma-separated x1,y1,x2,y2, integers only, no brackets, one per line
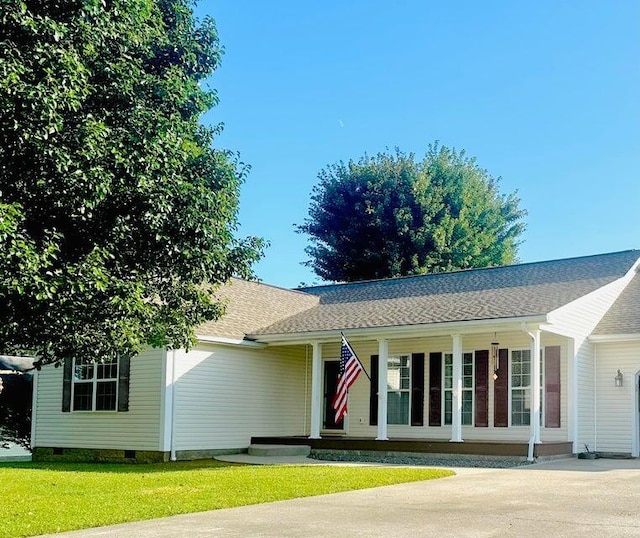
615,369,623,387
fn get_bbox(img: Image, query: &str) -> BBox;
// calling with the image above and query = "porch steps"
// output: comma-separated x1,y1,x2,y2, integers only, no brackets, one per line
248,444,311,458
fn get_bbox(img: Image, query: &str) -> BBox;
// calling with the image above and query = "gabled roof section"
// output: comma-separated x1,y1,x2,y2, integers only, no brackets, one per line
593,269,640,336
196,278,319,341
251,250,640,337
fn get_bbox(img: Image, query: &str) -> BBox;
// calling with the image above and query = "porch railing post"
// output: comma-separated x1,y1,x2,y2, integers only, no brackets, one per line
376,338,389,440
450,334,463,442
309,341,322,439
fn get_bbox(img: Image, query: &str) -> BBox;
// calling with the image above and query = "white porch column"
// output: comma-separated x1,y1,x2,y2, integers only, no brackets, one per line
376,339,389,440
309,342,322,439
530,329,542,444
450,334,463,442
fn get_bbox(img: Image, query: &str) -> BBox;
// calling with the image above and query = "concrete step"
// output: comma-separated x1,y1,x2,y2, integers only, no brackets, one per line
248,444,311,457
0,443,32,462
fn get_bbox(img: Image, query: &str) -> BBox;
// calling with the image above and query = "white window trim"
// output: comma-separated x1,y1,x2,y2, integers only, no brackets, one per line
71,357,119,412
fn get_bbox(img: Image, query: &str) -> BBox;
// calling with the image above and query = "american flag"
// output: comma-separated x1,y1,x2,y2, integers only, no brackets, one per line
332,335,365,423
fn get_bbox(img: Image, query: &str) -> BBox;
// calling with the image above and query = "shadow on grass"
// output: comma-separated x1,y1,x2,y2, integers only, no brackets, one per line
0,459,244,474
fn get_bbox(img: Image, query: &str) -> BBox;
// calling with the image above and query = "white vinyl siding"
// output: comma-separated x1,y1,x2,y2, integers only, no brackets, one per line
593,340,640,455
546,274,636,452
172,344,307,451
32,348,165,451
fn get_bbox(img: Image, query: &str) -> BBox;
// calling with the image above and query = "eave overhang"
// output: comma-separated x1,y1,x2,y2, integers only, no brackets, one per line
247,314,549,346
589,333,640,343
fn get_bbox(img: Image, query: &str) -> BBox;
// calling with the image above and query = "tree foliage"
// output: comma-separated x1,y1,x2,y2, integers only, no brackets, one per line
298,144,526,282
0,0,264,365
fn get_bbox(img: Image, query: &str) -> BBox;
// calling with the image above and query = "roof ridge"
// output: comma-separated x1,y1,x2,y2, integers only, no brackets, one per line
297,249,640,291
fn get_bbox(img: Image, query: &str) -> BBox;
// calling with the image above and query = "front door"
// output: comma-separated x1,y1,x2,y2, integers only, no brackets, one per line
323,360,344,430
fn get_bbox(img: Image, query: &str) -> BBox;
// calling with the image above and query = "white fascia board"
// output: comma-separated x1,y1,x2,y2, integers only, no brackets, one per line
195,335,267,348
249,315,549,346
538,324,579,338
589,333,640,343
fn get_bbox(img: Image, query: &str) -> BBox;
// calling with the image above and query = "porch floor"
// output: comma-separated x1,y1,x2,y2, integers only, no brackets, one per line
251,436,573,459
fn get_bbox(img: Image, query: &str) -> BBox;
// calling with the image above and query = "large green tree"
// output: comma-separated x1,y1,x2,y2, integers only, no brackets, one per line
298,144,526,282
0,0,263,366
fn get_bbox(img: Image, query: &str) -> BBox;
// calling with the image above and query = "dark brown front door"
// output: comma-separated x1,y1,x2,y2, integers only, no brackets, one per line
323,360,344,430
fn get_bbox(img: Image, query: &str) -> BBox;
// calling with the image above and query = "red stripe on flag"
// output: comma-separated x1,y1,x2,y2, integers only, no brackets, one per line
332,335,364,423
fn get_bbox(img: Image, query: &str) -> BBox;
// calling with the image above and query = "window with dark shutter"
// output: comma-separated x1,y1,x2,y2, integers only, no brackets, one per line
61,355,130,412
493,348,509,427
474,350,489,427
61,358,73,412
117,355,131,412
410,353,425,426
544,346,561,428
428,352,442,426
369,355,378,425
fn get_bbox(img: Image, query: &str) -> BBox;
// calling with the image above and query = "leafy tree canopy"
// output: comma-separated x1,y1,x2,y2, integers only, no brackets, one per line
298,144,526,282
0,0,264,365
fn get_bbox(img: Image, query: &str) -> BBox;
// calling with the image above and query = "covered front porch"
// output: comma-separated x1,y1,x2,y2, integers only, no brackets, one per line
273,320,579,461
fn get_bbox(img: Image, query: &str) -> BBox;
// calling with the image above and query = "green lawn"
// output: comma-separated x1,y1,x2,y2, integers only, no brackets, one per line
1,460,453,537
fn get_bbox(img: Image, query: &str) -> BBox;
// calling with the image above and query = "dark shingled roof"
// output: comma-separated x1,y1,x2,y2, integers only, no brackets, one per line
251,250,640,336
196,278,319,340
593,271,640,335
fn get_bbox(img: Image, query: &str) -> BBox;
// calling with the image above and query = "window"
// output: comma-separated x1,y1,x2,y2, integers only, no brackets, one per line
72,357,119,411
387,355,410,424
510,349,531,426
444,352,474,425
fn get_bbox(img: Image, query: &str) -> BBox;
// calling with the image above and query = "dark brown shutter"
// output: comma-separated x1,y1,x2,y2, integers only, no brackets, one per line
369,355,378,426
62,358,73,412
117,355,131,412
544,346,561,428
428,352,442,426
474,350,489,427
493,348,509,427
411,353,425,426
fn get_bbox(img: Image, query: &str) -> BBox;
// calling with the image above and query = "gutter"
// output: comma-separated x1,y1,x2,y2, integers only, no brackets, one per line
195,335,267,348
249,315,549,345
588,334,640,343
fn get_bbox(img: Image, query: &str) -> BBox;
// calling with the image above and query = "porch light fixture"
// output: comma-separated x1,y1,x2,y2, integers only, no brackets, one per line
615,369,623,388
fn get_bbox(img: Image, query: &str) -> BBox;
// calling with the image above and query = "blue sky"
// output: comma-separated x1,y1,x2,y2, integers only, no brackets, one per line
197,1,640,288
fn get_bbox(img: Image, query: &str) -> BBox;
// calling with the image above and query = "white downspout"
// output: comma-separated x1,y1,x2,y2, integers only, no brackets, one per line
30,370,38,450
170,348,177,461
593,344,597,453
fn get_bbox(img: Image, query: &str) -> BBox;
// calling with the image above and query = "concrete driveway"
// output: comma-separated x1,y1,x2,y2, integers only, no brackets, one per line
38,458,640,538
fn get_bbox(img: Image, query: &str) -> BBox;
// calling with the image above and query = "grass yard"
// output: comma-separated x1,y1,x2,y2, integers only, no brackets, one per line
1,459,453,537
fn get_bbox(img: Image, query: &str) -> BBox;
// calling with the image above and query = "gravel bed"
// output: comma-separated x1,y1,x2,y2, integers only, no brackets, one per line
309,451,534,469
